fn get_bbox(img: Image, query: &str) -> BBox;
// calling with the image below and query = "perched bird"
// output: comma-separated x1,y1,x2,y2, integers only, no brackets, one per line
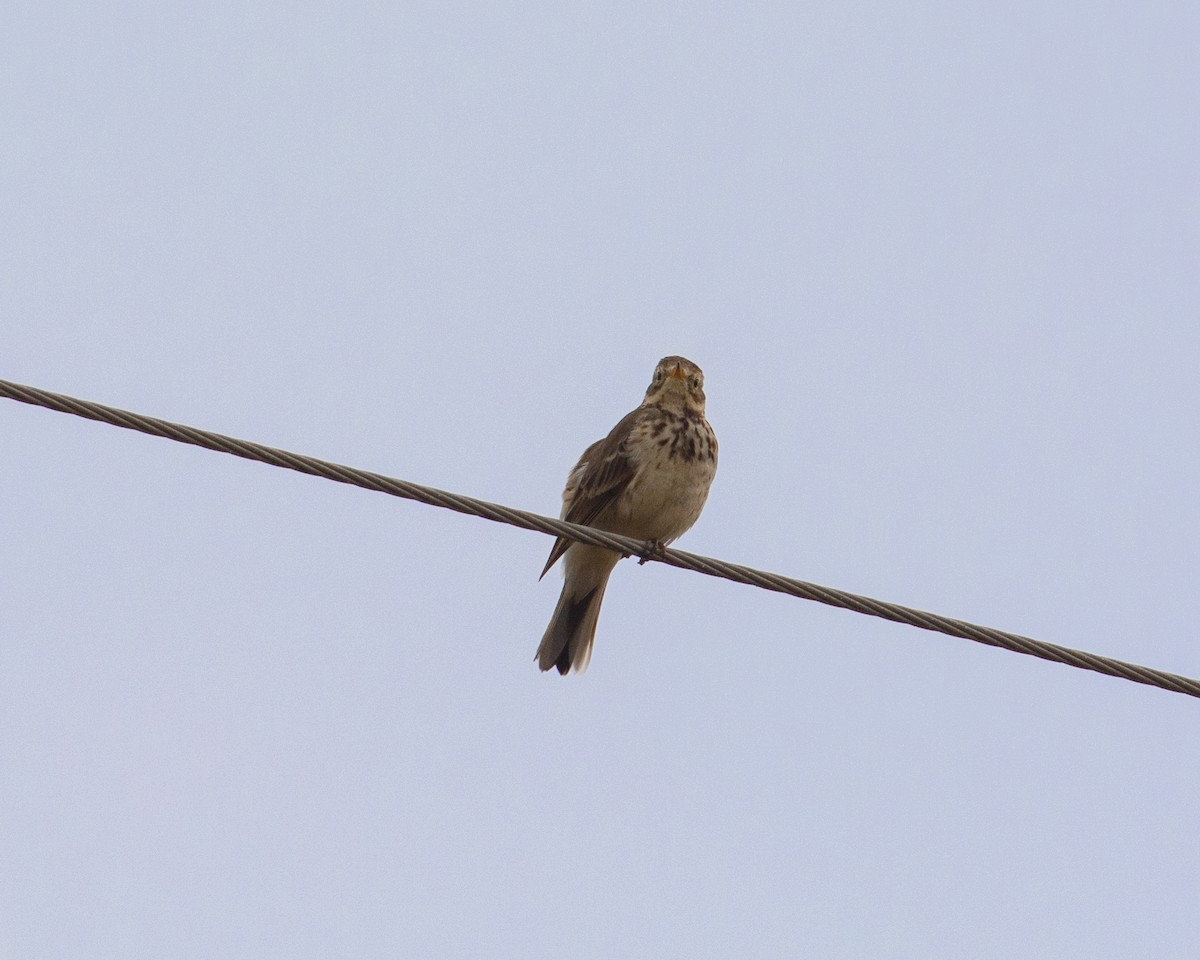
537,356,718,674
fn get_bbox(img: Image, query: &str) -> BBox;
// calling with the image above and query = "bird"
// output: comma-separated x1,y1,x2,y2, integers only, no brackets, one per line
536,355,718,674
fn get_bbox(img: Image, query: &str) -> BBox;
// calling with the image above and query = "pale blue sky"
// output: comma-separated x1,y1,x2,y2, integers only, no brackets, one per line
3,2,1199,957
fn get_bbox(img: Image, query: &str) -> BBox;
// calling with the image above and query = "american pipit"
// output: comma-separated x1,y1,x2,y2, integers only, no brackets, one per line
537,356,718,674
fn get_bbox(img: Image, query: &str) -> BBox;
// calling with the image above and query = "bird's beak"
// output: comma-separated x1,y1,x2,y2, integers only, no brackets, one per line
668,364,686,381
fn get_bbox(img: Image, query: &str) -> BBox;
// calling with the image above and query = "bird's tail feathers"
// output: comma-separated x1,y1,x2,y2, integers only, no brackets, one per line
537,575,611,675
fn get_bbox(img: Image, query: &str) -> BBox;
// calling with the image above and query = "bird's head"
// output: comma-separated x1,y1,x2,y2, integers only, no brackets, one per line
644,356,707,412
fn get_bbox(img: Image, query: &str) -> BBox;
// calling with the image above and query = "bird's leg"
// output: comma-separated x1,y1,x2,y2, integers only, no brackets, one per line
637,538,667,565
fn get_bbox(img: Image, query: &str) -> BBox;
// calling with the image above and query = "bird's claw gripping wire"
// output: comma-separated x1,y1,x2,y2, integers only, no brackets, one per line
637,538,668,565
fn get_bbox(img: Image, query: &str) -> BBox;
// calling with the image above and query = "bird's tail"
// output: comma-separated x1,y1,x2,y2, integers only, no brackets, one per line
536,552,616,675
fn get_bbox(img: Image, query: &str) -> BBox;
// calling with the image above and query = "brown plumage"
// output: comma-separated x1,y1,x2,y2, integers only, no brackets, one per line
537,356,718,674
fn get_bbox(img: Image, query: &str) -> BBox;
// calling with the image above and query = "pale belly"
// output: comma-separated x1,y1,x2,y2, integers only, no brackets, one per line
606,440,716,543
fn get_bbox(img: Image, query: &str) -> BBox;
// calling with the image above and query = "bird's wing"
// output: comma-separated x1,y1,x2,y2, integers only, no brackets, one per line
539,407,642,579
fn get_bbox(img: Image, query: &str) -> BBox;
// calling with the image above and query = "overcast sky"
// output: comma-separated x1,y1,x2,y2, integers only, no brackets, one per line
3,1,1199,957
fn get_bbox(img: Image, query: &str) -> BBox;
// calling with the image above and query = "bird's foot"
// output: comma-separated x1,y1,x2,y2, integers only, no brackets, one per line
637,539,667,565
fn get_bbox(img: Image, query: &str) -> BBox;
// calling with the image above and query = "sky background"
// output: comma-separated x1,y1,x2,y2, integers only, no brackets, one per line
3,1,1199,957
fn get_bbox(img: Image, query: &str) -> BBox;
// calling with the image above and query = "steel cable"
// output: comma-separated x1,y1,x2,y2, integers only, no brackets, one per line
2,377,1196,699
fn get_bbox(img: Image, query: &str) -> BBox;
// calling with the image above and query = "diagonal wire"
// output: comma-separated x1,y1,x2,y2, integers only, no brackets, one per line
2,376,1197,700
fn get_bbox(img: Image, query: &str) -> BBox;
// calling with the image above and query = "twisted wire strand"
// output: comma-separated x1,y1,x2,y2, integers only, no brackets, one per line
3,376,1197,700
